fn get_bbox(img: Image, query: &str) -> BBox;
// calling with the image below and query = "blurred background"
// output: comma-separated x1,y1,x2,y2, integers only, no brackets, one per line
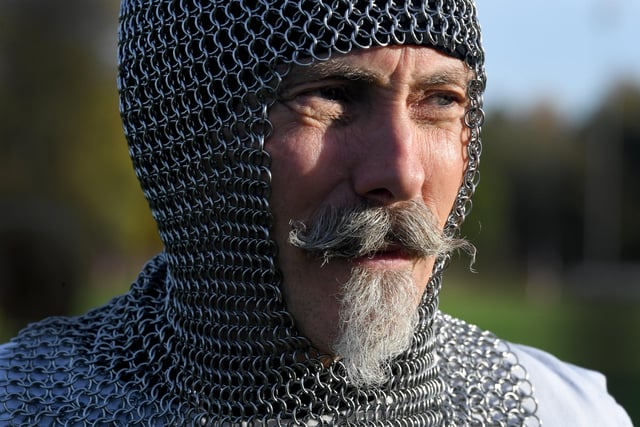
0,0,638,422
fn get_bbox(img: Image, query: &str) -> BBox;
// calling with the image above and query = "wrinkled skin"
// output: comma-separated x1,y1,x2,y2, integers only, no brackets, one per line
267,46,471,354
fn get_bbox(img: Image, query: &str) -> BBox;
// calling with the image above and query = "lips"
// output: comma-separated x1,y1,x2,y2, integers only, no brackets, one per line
352,245,415,267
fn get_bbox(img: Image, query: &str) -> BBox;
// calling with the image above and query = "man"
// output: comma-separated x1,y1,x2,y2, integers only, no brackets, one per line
0,0,632,425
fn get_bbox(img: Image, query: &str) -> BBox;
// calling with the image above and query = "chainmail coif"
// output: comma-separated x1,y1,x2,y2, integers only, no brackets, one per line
0,1,540,425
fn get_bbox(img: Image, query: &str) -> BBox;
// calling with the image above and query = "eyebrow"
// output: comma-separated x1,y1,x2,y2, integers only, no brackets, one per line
282,60,382,88
282,57,471,91
415,69,471,89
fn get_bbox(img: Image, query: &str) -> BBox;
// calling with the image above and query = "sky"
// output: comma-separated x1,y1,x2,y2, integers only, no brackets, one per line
478,0,640,120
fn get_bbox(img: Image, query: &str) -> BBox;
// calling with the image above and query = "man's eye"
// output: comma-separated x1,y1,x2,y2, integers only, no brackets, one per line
410,91,466,123
429,93,459,107
305,85,351,102
276,82,356,125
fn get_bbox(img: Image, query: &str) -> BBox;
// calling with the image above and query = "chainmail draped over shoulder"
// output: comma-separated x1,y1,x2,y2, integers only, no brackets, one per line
0,1,540,425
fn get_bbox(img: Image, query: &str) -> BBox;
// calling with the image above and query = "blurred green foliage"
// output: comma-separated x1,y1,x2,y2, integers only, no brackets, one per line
0,0,638,423
0,0,160,254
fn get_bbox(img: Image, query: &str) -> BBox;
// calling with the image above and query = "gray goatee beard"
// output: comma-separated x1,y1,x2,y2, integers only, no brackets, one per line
288,200,473,388
333,266,418,388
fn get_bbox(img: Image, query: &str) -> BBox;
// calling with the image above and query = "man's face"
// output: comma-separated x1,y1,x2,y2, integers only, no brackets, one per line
267,46,470,358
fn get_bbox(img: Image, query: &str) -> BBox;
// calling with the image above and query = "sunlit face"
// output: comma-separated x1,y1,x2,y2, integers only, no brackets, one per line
267,46,471,354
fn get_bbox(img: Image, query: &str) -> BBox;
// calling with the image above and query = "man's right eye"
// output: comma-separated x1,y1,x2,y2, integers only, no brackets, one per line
295,83,352,104
277,80,357,126
313,85,351,102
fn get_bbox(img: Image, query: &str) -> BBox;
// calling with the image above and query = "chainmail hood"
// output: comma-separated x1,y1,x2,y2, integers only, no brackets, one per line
0,1,540,425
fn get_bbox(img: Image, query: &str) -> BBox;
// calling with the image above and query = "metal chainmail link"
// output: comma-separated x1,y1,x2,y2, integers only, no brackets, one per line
0,1,540,426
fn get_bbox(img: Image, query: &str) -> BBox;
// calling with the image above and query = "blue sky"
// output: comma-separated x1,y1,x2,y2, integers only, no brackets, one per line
479,0,640,120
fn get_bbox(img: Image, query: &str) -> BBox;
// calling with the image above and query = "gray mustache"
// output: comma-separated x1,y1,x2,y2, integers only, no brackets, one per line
288,201,469,263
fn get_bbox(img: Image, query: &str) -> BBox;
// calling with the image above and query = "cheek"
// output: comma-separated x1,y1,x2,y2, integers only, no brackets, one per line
268,126,323,191
267,119,355,209
266,121,338,237
419,127,468,224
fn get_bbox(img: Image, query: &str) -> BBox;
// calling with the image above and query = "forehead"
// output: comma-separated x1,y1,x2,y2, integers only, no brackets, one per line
282,45,471,88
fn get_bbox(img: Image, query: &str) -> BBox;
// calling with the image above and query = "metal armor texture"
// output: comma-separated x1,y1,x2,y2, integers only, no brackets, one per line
0,1,540,425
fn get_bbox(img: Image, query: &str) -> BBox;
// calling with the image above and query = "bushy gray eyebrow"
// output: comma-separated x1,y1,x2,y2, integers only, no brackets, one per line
278,61,379,97
281,59,470,94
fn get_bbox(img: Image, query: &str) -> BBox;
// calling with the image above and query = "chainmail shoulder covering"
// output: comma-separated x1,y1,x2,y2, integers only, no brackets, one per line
0,255,539,426
0,255,175,426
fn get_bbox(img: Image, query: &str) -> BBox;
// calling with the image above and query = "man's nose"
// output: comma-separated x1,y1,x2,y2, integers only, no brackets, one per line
351,109,426,205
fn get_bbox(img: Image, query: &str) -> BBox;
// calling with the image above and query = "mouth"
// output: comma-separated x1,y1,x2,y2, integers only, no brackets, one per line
352,245,416,268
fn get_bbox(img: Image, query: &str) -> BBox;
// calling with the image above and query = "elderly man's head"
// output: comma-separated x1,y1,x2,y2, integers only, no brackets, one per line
118,0,485,392
267,46,473,386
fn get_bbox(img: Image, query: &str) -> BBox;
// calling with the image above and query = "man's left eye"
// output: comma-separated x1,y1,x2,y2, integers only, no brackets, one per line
430,93,458,107
411,91,466,122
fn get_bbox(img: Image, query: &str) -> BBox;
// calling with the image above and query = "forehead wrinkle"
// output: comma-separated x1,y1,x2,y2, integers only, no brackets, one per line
283,56,471,91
